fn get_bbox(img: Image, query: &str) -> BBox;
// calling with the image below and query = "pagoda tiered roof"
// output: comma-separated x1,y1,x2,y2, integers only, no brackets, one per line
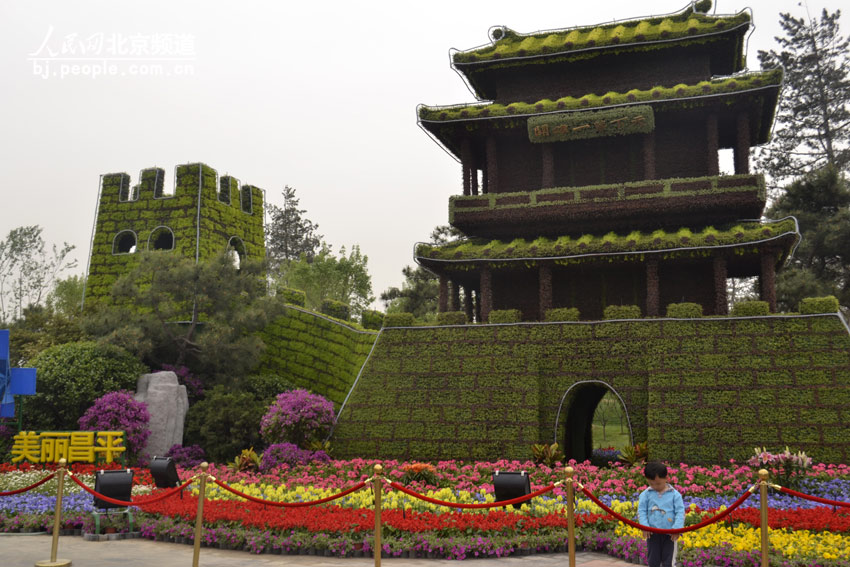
415,218,799,271
452,4,751,99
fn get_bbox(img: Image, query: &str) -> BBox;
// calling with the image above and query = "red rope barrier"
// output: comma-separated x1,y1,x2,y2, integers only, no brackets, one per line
68,474,194,507
778,486,850,508
211,479,368,508
579,486,754,535
388,481,556,509
0,472,56,496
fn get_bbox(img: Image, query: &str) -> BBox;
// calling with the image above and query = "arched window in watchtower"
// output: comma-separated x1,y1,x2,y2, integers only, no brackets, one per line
113,231,137,254
240,186,252,214
227,236,246,270
148,226,175,251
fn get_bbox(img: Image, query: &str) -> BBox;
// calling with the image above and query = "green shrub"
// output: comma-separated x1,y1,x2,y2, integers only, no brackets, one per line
277,287,306,307
731,300,770,317
183,385,265,463
604,305,642,320
436,311,467,325
241,373,296,404
799,296,840,314
25,341,148,431
666,302,703,318
320,299,350,321
384,313,415,327
489,309,521,323
544,307,580,322
360,310,384,330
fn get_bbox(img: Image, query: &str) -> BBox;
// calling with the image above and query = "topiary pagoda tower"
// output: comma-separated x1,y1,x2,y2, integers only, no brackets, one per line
415,1,797,322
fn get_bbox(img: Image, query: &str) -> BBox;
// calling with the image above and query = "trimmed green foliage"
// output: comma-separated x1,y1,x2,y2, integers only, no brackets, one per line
183,385,265,463
321,299,350,321
604,305,641,319
436,311,468,325
333,315,850,463
452,6,747,65
528,106,654,143
26,341,148,431
360,309,385,330
799,296,840,314
278,287,306,307
666,302,703,318
384,313,416,327
420,70,780,122
420,218,795,263
731,300,770,316
258,307,377,407
489,309,522,323
544,307,580,322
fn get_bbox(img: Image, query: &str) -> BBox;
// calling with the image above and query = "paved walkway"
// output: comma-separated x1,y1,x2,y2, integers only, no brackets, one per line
0,534,636,567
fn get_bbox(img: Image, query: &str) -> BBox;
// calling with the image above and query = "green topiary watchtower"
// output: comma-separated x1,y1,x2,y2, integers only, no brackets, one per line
83,163,265,305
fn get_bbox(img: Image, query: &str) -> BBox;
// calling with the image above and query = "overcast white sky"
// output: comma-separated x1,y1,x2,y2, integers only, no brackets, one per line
0,1,844,307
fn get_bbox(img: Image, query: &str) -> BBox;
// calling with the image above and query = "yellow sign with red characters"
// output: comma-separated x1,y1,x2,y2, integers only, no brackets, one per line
10,431,125,464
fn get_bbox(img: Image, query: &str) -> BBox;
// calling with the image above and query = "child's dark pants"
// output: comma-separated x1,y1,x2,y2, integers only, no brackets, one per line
647,533,674,567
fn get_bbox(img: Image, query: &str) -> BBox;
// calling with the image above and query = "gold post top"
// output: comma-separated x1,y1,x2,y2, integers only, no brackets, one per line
200,462,209,472
58,458,67,467
565,466,575,477
374,464,383,475
758,469,769,481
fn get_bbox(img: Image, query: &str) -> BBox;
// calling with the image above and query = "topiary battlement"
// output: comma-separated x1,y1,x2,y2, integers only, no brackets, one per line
84,163,265,305
332,314,850,464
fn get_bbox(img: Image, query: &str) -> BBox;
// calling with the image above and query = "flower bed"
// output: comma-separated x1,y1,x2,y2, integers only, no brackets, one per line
2,459,848,564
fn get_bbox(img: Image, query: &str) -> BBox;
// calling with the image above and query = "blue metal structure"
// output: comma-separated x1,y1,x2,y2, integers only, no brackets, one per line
0,329,37,421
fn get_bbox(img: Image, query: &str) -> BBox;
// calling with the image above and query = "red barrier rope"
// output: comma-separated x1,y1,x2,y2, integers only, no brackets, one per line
0,472,56,496
388,481,557,509
579,486,755,535
778,486,850,508
211,478,368,508
68,474,194,507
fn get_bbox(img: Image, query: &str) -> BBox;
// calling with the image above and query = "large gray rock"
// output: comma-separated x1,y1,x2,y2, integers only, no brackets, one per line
135,371,189,459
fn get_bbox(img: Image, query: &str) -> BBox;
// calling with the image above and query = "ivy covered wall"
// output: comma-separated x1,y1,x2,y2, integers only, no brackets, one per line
332,314,850,464
84,163,264,304
258,306,378,407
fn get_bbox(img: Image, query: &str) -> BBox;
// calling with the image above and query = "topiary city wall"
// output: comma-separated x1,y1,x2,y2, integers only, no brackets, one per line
332,314,850,464
84,163,264,304
258,306,378,408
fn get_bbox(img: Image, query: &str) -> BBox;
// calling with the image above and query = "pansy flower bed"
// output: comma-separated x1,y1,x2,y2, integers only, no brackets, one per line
1,459,848,564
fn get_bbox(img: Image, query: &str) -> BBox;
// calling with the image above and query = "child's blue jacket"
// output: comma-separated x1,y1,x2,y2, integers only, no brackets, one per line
637,485,685,530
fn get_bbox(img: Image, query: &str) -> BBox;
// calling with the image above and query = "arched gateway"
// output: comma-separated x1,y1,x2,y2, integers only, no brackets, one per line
554,381,634,462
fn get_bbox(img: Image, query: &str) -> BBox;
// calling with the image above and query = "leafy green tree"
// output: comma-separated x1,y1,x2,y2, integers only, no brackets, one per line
24,341,146,431
281,245,374,317
756,8,850,185
380,225,463,320
183,385,265,462
46,275,85,317
84,250,281,380
0,226,76,323
9,305,88,366
766,166,850,311
265,186,323,276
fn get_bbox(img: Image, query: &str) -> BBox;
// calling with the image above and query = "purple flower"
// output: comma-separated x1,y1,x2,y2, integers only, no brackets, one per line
259,389,334,447
164,444,206,468
78,390,150,461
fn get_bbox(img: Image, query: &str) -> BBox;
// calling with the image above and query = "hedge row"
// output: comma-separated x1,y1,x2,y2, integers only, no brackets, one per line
258,307,377,408
332,314,850,464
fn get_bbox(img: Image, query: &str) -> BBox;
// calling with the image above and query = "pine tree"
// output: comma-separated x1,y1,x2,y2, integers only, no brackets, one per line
265,186,323,274
756,9,850,186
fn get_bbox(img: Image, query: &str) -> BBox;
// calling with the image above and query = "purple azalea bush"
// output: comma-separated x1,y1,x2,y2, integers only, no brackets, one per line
260,443,330,471
259,389,334,447
78,390,150,462
164,444,206,468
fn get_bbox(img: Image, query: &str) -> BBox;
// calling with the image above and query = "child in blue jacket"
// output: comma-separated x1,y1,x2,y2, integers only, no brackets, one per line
638,461,685,567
